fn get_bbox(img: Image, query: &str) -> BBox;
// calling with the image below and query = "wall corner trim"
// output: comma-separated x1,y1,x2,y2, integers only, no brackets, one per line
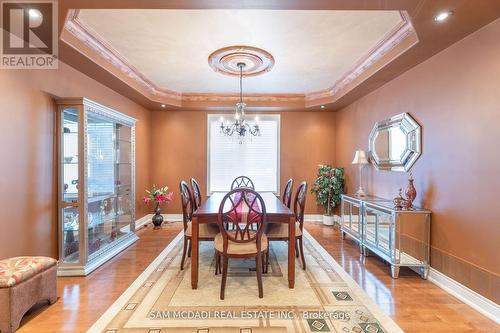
428,268,500,324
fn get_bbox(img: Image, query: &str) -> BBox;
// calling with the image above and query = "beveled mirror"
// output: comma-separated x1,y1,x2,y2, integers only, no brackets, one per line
369,113,421,172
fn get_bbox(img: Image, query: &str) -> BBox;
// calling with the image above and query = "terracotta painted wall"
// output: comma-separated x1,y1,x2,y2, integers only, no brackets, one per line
335,18,500,303
0,62,152,259
150,111,336,215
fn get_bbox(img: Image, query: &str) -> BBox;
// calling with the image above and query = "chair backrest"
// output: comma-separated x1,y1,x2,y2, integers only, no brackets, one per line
230,176,255,190
179,180,194,231
231,176,255,190
294,181,308,230
217,188,267,251
282,178,294,208
190,178,202,210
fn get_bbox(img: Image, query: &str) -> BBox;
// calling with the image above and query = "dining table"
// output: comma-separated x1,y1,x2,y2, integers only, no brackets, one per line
190,191,296,289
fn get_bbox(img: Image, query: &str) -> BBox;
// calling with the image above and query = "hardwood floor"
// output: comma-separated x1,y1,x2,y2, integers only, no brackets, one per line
305,222,498,333
16,221,498,333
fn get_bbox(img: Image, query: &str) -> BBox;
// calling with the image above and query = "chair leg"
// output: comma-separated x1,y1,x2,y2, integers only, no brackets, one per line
256,253,264,298
180,236,188,270
188,239,192,258
265,250,269,273
215,252,222,275
220,256,229,300
298,236,306,270
214,252,218,275
295,239,300,258
218,253,222,274
262,250,269,274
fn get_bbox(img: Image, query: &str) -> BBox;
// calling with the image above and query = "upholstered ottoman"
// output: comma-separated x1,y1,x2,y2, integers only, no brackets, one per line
0,257,57,333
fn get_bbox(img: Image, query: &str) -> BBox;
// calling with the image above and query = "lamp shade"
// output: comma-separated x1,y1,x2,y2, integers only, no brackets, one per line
352,150,369,165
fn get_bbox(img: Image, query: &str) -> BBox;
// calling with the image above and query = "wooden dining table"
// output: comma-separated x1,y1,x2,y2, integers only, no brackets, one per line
190,191,296,289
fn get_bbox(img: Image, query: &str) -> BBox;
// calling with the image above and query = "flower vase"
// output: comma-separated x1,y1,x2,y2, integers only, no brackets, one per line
151,203,164,229
405,173,417,209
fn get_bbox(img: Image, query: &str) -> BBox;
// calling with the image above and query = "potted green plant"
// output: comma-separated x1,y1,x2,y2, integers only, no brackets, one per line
311,164,345,226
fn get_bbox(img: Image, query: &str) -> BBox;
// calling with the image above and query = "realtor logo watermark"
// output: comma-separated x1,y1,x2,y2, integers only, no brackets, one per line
1,0,58,69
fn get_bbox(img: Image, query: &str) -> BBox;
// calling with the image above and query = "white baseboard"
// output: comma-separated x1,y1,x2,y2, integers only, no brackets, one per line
401,251,500,323
138,214,335,226
135,214,183,229
304,214,340,223
164,214,183,222
135,214,152,229
304,214,322,222
427,268,500,324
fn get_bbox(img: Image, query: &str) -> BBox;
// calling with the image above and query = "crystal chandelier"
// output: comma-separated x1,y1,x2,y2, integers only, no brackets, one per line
220,62,260,141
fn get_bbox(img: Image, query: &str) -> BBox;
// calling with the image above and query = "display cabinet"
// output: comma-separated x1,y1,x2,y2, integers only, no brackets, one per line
341,194,431,279
56,98,138,276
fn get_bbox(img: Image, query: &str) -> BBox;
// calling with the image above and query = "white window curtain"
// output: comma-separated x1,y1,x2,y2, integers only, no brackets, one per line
207,114,280,194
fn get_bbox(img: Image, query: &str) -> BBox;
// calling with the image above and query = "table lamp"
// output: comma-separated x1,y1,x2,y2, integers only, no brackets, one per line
352,150,369,197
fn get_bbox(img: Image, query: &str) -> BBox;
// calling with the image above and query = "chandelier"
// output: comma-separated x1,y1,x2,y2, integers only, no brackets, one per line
220,62,260,141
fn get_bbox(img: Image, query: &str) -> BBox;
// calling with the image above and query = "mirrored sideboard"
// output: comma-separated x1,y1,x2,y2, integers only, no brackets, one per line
341,194,431,279
56,98,138,276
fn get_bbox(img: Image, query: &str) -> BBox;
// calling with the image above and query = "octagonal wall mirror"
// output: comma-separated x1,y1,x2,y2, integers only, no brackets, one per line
368,113,421,172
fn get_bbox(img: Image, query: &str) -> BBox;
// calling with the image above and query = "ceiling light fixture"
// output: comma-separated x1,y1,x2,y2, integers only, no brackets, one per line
220,62,260,143
320,105,325,109
28,9,41,18
160,104,166,108
434,10,453,22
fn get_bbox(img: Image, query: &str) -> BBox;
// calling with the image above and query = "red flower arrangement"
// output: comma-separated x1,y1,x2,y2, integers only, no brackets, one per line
143,185,173,205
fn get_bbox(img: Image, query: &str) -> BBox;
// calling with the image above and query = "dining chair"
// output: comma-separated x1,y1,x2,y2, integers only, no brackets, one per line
265,181,308,270
282,178,294,208
214,188,268,299
230,176,255,190
179,180,219,270
190,177,202,211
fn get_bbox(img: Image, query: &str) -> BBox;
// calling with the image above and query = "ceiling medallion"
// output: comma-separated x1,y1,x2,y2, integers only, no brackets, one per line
208,45,274,77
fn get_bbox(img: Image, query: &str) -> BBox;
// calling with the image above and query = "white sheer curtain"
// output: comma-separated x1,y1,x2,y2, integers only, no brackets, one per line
208,114,280,194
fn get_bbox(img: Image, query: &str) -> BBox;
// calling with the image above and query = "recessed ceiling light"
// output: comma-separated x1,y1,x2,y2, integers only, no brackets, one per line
434,11,453,22
28,9,41,19
320,105,325,109
160,104,166,108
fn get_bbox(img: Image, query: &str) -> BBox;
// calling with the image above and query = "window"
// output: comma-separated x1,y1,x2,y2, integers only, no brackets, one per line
208,114,280,194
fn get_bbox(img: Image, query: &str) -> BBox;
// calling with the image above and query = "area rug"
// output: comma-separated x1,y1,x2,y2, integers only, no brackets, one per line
87,227,403,333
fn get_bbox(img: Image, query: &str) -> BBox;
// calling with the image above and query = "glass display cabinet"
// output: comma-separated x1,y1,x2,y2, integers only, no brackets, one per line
56,98,138,276
341,194,431,279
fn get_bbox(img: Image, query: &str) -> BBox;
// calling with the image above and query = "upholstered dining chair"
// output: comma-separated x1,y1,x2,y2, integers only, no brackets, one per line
190,177,202,211
230,176,255,190
266,181,308,270
179,180,219,270
282,178,294,208
214,188,268,299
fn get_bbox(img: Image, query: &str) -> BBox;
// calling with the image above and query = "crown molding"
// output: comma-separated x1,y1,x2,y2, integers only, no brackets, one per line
62,9,417,110
305,11,417,105
182,92,304,103
63,9,182,102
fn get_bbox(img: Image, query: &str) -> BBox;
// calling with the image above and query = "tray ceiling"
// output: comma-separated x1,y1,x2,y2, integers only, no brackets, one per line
59,1,500,111
75,9,403,95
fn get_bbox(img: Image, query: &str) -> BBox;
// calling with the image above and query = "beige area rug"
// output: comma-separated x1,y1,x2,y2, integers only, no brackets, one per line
87,228,403,333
